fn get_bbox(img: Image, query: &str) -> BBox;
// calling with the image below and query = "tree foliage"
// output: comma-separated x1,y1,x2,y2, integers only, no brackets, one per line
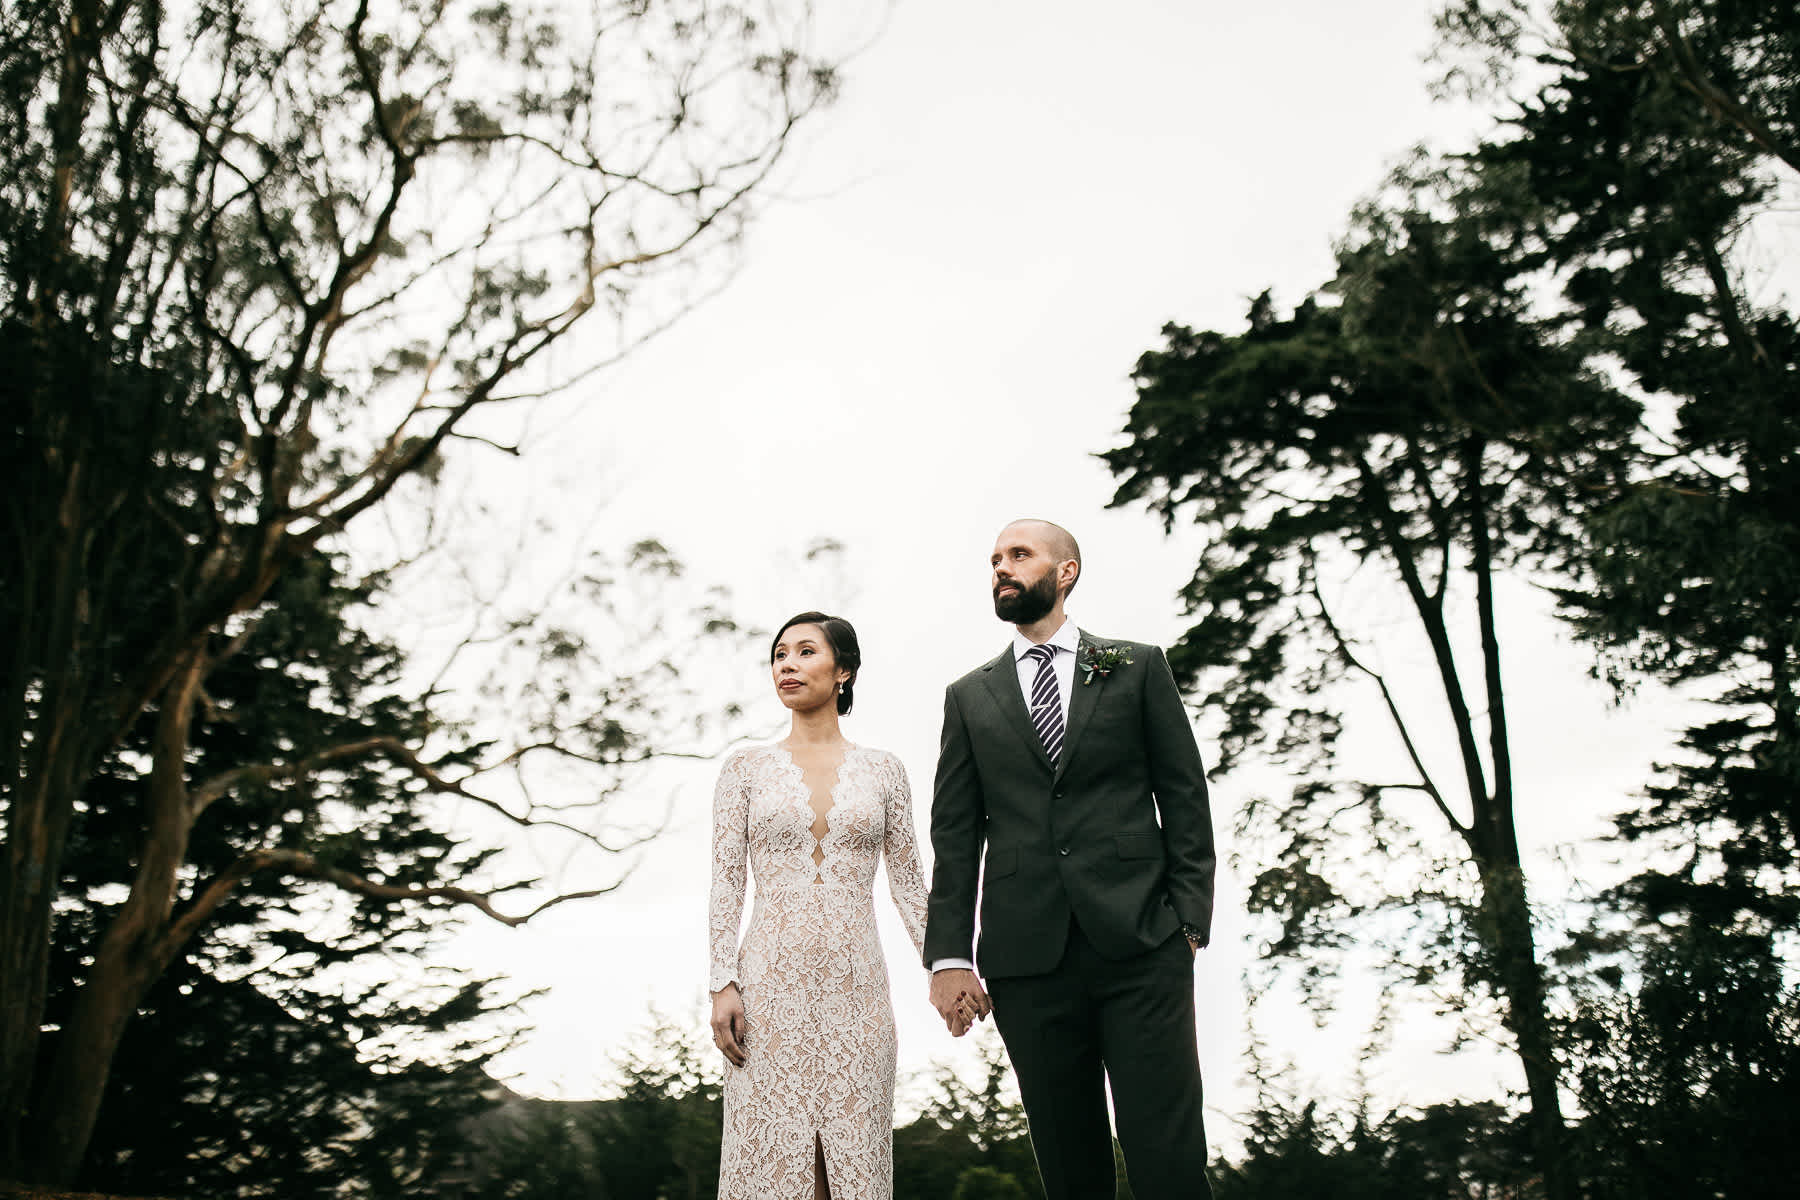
1104,159,1641,1200
1213,1090,1535,1200
893,1030,1044,1200
466,1022,1049,1200
78,954,505,1199
43,553,518,1197
1564,925,1800,1199
1443,0,1800,934
1108,4,1800,1195
0,0,834,1182
1437,0,1800,172
465,1015,724,1200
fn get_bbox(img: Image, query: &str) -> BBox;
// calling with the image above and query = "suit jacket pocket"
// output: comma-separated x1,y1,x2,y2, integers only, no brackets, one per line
985,848,1019,879
1115,834,1163,861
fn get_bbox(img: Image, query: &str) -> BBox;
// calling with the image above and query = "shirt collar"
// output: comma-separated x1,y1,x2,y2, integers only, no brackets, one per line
1013,619,1080,660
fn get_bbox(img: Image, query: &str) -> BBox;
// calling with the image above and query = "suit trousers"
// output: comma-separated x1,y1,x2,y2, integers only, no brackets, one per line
987,918,1212,1200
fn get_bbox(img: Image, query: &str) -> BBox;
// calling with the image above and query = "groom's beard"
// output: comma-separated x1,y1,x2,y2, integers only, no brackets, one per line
993,571,1057,623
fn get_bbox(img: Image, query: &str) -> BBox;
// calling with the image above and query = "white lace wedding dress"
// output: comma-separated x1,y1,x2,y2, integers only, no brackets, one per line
708,743,929,1199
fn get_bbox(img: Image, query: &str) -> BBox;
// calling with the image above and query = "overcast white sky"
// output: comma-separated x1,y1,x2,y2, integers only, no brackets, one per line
424,0,1708,1148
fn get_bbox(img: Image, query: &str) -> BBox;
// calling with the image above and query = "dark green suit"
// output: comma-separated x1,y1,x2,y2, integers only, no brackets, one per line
925,630,1216,1199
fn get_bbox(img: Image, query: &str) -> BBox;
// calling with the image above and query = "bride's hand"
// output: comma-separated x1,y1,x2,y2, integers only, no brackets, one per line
955,992,989,1034
711,984,748,1067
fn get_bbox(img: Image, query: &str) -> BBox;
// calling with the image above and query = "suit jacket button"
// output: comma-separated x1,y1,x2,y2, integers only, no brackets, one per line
1058,847,1070,856
1053,790,1065,799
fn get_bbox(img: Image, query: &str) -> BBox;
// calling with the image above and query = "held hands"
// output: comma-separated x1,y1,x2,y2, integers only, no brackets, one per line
710,983,748,1067
930,968,991,1037
948,993,985,1036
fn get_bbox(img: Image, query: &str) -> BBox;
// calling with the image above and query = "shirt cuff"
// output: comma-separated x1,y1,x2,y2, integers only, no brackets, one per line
930,957,976,973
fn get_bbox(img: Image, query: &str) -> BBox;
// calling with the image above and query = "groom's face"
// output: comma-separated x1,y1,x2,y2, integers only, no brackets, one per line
991,529,1060,623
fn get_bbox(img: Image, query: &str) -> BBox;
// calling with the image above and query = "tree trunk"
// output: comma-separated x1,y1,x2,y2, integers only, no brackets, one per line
0,752,82,1179
4,0,106,1168
1463,436,1575,1200
31,928,177,1186
0,452,102,1178
1479,858,1574,1200
29,646,206,1185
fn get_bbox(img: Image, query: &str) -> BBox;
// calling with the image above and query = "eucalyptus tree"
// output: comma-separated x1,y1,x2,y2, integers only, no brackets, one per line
44,552,501,1198
0,0,836,1182
1104,167,1640,1200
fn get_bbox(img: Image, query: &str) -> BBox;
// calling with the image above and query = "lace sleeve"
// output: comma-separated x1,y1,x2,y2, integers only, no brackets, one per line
708,751,750,994
879,752,929,960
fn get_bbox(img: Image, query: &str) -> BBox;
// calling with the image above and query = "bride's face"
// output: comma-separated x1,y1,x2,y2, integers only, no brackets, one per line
771,624,848,712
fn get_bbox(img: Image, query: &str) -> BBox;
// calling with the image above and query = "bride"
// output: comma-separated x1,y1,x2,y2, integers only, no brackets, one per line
707,611,967,1199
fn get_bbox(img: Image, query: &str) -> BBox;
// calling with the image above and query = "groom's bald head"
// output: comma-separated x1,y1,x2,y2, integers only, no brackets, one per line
998,519,1081,595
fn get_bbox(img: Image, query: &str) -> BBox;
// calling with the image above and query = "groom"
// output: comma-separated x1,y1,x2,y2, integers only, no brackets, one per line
924,519,1216,1200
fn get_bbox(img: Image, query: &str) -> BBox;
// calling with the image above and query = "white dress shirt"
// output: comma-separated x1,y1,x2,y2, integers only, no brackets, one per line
1011,618,1079,724
931,619,1080,975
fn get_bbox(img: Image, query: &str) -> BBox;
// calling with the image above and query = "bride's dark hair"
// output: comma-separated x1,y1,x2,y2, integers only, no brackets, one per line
770,611,861,716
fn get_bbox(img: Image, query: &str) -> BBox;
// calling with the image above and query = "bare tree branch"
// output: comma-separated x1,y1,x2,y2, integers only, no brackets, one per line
167,848,623,951
1307,553,1470,839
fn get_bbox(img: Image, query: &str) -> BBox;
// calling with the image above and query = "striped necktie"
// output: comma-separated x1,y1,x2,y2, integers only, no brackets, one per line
1023,644,1065,764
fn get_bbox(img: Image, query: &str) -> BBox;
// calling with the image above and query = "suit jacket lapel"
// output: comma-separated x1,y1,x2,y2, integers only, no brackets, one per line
1055,631,1103,781
980,646,1053,770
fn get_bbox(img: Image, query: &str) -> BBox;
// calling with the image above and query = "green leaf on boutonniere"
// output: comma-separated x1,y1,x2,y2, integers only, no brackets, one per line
1079,644,1133,684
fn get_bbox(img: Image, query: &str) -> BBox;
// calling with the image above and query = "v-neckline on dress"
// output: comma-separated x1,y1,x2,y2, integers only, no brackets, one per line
774,742,854,880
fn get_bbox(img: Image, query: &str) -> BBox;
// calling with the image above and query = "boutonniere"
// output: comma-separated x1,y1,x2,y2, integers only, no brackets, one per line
1079,644,1132,685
